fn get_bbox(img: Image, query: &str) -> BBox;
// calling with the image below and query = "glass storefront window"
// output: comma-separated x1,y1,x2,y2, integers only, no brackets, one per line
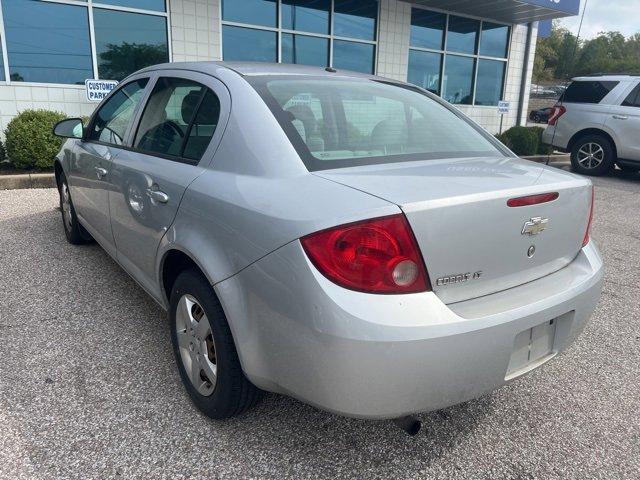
2,0,93,84
408,8,509,107
443,55,475,105
333,0,377,41
94,9,168,81
222,26,277,62
446,15,479,55
407,50,442,95
475,59,506,106
480,23,510,58
333,40,375,74
410,9,445,51
221,0,277,28
282,0,330,34
282,34,329,67
97,0,166,12
221,0,377,73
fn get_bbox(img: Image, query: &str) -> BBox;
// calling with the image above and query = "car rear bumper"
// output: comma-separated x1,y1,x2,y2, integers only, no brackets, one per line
216,241,603,419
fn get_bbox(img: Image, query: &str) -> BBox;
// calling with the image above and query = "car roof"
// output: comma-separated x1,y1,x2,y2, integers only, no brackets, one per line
136,61,376,80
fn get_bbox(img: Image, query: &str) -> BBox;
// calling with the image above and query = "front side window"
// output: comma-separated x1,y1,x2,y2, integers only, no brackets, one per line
93,9,169,81
88,79,149,145
2,0,93,84
134,78,220,162
253,77,503,171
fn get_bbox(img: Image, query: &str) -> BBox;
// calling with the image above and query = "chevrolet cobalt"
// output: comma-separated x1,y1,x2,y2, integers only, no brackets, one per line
53,63,603,430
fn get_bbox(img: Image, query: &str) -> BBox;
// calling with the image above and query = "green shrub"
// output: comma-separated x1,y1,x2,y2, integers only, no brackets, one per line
5,109,66,170
530,126,554,155
497,126,540,156
0,141,6,163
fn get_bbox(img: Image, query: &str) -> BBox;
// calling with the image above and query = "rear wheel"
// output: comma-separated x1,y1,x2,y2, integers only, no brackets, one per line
570,135,614,176
57,173,92,244
169,269,262,419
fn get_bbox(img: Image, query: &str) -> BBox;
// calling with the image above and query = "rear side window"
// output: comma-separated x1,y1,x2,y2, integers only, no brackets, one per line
622,84,640,107
134,77,220,162
561,81,619,104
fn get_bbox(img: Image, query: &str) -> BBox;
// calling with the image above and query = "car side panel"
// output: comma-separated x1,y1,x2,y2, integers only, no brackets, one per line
156,169,399,303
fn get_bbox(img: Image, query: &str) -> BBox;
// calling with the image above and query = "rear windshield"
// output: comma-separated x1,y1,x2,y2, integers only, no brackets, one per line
249,76,505,171
561,80,619,104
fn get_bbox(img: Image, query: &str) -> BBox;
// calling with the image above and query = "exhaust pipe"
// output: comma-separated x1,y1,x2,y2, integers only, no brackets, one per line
392,415,422,436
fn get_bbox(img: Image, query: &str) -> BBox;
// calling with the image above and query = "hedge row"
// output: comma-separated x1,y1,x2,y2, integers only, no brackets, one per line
496,126,554,156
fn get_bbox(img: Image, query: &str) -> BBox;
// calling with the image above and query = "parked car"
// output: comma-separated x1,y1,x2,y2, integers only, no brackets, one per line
543,75,640,175
529,107,553,123
52,62,603,432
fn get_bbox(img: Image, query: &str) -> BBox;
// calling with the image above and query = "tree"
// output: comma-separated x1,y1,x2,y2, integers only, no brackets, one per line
98,42,169,81
533,22,640,82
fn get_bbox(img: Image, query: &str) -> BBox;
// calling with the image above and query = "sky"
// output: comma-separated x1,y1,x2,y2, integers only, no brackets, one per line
558,0,640,39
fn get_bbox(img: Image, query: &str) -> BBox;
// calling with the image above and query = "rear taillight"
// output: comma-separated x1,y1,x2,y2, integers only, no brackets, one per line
301,214,431,294
548,105,566,126
583,185,595,247
507,192,559,207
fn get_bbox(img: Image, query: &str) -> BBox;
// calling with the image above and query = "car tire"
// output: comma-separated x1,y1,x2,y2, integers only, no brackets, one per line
533,114,541,123
57,172,93,245
570,135,615,176
617,163,640,174
170,269,262,419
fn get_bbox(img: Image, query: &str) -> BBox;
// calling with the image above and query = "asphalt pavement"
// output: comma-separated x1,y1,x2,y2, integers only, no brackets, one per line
0,166,638,479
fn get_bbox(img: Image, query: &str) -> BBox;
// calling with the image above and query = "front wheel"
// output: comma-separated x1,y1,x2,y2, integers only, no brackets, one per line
170,269,262,419
58,173,93,244
570,135,615,176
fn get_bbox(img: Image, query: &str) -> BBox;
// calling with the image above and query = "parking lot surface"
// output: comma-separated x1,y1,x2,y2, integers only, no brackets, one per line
0,167,639,479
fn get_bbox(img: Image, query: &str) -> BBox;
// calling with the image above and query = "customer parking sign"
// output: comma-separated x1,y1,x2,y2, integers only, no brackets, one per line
85,79,119,102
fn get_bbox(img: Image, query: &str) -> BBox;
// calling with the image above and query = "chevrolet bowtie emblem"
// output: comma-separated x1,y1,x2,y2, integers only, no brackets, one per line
522,217,548,236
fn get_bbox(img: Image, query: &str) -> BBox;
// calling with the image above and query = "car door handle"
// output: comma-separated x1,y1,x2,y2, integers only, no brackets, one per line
95,167,108,179
612,115,628,120
146,188,169,204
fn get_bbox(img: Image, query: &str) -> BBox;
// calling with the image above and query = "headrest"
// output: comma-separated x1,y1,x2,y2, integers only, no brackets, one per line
182,90,220,125
285,104,317,135
181,91,201,124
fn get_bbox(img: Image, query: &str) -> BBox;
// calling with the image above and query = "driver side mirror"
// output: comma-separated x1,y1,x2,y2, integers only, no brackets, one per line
53,118,84,139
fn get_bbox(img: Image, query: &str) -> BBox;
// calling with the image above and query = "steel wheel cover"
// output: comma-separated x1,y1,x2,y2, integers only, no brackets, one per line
175,294,217,396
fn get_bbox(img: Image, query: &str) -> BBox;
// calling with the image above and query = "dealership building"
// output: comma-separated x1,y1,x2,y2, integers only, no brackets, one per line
0,0,579,135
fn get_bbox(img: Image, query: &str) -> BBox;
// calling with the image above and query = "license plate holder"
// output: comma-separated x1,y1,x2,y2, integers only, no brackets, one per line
505,319,557,380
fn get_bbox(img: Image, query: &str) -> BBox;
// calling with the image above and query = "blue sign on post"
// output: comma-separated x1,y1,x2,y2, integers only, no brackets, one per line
522,0,581,15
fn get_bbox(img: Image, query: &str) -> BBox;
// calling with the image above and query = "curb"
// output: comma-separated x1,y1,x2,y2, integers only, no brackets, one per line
0,173,56,190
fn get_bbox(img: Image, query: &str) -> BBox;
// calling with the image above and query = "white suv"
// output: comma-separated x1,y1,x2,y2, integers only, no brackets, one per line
542,75,640,176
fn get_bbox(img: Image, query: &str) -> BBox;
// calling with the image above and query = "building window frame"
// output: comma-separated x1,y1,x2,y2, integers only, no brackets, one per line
220,0,379,74
408,5,511,107
0,0,172,87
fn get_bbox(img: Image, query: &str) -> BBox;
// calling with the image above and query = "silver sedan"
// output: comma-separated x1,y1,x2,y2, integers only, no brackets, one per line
52,62,603,433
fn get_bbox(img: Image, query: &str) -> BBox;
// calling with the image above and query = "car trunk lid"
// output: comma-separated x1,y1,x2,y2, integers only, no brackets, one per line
314,157,592,304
